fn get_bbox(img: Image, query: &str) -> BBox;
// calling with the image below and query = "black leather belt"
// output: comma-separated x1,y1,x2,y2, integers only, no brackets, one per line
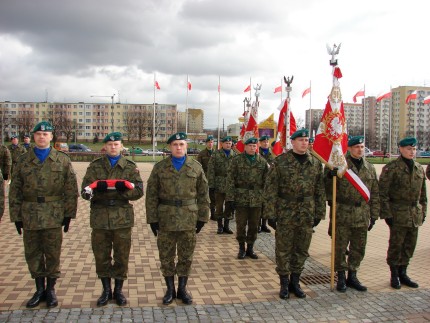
159,199,196,207
91,199,129,207
23,196,63,203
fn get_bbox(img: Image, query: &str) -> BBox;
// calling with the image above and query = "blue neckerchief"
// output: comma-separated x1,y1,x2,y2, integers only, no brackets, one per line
261,148,269,155
223,149,231,157
107,154,121,168
24,143,30,149
34,147,51,163
172,155,186,171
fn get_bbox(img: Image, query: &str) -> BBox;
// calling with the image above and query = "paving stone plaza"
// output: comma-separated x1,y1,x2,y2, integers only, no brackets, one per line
0,162,429,322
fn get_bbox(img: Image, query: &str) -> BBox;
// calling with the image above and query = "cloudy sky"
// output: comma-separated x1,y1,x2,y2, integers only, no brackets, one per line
0,0,428,129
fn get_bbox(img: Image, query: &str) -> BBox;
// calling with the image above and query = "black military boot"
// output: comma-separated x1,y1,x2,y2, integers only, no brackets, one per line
177,277,192,305
162,276,176,305
223,219,233,234
46,278,58,308
289,273,306,298
260,219,271,233
245,243,258,259
279,275,289,299
336,271,347,293
210,208,216,221
26,277,46,308
390,266,401,289
398,265,419,288
237,242,246,259
346,270,367,291
217,219,224,234
96,277,112,306
113,279,127,306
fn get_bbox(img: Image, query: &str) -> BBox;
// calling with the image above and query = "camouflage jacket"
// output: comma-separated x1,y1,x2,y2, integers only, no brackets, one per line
324,155,380,227
8,144,26,165
263,150,326,226
259,147,276,167
81,155,144,230
225,153,269,207
207,149,237,193
426,164,430,180
196,148,213,175
9,148,79,230
379,157,427,227
145,156,210,231
0,145,12,178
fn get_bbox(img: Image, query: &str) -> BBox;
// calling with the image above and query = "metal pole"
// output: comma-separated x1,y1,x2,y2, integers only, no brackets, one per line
309,80,312,133
153,73,156,161
363,84,366,146
217,75,221,148
185,75,189,134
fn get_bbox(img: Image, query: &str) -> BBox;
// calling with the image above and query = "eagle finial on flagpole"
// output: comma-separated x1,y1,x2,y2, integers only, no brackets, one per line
327,43,341,66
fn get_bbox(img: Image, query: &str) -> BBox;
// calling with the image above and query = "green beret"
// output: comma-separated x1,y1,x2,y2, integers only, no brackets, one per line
309,137,315,144
167,132,187,144
399,137,417,147
11,135,18,139
259,135,270,141
205,135,214,142
103,132,123,143
221,136,232,143
24,134,30,138
348,135,364,147
245,137,258,145
32,121,54,132
290,128,309,140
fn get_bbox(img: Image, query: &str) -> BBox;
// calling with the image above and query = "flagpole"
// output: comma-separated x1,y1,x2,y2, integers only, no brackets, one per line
249,77,252,102
280,78,283,102
309,80,312,133
185,74,189,134
284,76,293,151
330,178,337,291
379,99,382,151
217,75,221,149
389,86,392,159
153,73,156,161
363,84,366,146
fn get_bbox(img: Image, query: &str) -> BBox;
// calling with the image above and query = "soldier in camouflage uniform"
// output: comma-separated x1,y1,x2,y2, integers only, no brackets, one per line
226,137,269,259
81,132,144,306
258,135,275,233
23,134,34,151
8,135,26,176
324,136,380,293
207,136,237,234
0,144,12,182
379,137,427,289
196,135,216,220
426,164,430,180
9,121,78,308
146,132,209,305
263,129,325,299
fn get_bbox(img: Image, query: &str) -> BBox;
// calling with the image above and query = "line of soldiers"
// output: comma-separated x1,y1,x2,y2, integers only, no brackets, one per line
4,124,428,308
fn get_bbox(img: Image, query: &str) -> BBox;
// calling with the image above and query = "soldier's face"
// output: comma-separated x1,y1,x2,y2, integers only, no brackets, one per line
348,143,365,158
260,140,269,149
399,145,416,160
170,140,187,158
11,138,18,145
206,140,214,149
245,143,257,155
24,137,30,143
221,141,232,150
33,131,53,149
104,140,123,157
291,137,309,154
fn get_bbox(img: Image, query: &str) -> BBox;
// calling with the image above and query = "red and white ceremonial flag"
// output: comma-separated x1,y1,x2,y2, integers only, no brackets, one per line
154,80,160,90
274,86,282,94
187,77,192,90
405,90,417,103
376,90,391,102
235,110,249,153
272,99,297,156
244,84,251,92
424,95,430,104
352,89,364,103
302,87,311,98
242,102,259,143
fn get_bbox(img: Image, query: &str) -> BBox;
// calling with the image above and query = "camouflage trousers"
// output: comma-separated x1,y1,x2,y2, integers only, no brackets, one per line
91,227,132,280
334,225,367,271
386,225,419,266
275,223,313,276
214,192,234,220
157,230,196,277
236,206,260,244
23,227,62,279
0,178,4,219
209,187,216,210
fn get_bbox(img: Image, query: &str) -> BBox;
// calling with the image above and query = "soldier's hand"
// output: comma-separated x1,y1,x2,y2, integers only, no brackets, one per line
313,218,321,228
368,218,376,231
149,222,159,236
115,181,127,192
15,221,23,235
96,181,108,192
385,218,393,227
195,221,205,234
327,168,338,178
267,219,277,230
3,173,8,181
62,217,71,233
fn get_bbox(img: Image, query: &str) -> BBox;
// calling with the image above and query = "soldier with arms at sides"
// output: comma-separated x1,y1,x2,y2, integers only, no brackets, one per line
196,135,216,220
324,136,380,292
0,142,12,182
23,134,34,151
263,129,325,299
8,135,26,176
9,121,78,308
146,132,209,305
258,135,275,233
81,132,144,306
379,137,427,289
